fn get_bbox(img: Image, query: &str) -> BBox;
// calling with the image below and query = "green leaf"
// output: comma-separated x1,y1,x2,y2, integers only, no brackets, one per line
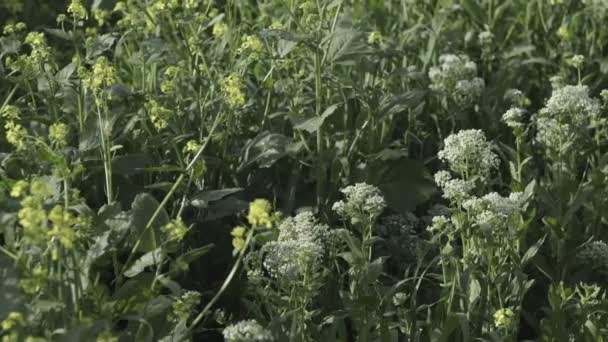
79,115,101,152
364,157,435,212
239,133,293,170
293,104,340,133
326,28,369,63
129,193,170,252
112,153,151,176
190,188,243,208
124,248,165,278
521,235,546,266
86,33,117,60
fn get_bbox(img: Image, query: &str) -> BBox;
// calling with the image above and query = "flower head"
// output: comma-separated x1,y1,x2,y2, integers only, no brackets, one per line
5,121,28,150
247,199,273,228
162,217,188,241
438,129,499,180
169,291,201,323
332,183,386,218
223,319,273,342
221,73,246,108
494,308,515,329
49,122,69,147
68,0,88,19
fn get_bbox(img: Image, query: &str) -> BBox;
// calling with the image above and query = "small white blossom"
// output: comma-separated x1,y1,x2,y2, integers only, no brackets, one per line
502,107,526,129
429,54,484,107
223,319,273,342
333,183,386,218
438,129,499,180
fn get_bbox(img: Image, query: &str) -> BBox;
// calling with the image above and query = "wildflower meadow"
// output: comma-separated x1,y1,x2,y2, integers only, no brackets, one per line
2,0,608,341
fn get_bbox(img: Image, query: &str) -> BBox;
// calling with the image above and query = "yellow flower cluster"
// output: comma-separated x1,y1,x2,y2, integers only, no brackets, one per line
68,0,88,20
1,105,21,120
231,225,247,251
162,217,188,241
5,121,27,150
368,31,384,45
49,122,69,147
11,178,86,260
183,140,202,154
1,312,24,331
24,32,52,65
247,199,274,228
83,56,117,94
145,99,173,130
19,265,48,295
2,22,26,35
161,66,180,94
212,22,228,38
239,35,264,59
493,307,515,329
221,73,246,108
48,206,80,260
93,9,111,27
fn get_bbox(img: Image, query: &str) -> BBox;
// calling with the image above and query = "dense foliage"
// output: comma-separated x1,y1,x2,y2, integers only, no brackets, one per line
2,0,608,341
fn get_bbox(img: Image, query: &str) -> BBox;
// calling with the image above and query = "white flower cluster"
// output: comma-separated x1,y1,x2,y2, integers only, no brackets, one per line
437,129,499,180
427,215,450,234
434,170,474,201
332,183,386,218
462,192,524,230
262,212,332,280
576,241,608,279
429,54,485,107
535,85,600,160
502,107,526,130
223,319,273,342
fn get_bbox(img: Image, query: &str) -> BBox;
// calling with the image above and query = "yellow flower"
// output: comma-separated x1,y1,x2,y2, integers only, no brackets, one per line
30,178,51,198
231,225,246,238
10,180,29,198
1,312,24,331
232,236,245,251
145,99,173,130
368,31,384,45
557,24,570,41
494,307,515,329
239,34,264,56
162,217,188,241
68,0,88,20
93,9,111,26
49,122,69,147
221,73,246,108
5,121,27,150
83,56,117,93
231,226,247,251
183,140,202,154
1,105,21,120
247,199,273,228
212,22,228,38
269,21,286,30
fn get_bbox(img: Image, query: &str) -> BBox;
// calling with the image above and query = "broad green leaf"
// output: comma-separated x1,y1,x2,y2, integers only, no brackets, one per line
364,157,435,212
129,193,170,252
124,248,165,278
293,104,340,133
112,153,151,176
190,188,243,208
